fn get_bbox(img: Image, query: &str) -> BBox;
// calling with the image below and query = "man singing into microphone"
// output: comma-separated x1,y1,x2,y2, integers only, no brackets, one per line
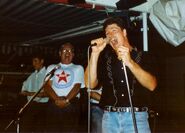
85,17,158,133
44,42,85,132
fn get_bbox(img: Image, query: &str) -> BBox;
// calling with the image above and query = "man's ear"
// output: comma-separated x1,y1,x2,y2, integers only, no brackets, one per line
59,51,61,56
123,29,127,37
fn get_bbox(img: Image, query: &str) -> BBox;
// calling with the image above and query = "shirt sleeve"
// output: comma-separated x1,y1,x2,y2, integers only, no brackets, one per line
21,74,33,92
75,65,85,88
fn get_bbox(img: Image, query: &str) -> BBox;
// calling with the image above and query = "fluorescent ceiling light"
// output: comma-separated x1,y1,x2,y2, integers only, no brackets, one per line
85,0,119,8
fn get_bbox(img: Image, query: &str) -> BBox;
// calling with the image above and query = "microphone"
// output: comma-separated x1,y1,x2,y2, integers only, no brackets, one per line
46,64,60,77
91,43,97,47
91,38,109,47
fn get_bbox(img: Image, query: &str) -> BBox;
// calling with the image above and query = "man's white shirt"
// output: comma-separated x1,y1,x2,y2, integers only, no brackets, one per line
22,67,49,103
46,63,85,97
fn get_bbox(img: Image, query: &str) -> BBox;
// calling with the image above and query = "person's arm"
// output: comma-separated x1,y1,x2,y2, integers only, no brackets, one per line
117,46,157,91
114,29,157,91
84,52,100,89
90,91,101,101
20,91,34,96
128,60,157,91
44,80,59,101
44,80,67,108
54,83,81,108
44,80,81,108
20,91,48,97
66,83,81,101
37,91,48,97
84,37,107,89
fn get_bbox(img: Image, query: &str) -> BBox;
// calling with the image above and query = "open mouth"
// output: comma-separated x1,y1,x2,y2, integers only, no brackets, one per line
65,55,70,58
110,37,118,45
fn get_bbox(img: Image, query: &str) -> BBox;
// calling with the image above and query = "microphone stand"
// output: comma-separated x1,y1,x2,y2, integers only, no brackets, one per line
122,63,138,133
87,45,92,133
4,71,54,133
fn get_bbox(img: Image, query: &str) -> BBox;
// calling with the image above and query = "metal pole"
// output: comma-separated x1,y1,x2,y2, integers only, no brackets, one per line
87,45,92,133
142,12,148,51
122,63,138,133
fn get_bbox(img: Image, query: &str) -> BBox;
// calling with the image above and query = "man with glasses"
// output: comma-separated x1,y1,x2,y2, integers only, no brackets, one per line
44,42,85,132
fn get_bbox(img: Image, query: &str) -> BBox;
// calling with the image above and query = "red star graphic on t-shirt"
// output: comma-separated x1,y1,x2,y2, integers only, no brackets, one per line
56,71,70,83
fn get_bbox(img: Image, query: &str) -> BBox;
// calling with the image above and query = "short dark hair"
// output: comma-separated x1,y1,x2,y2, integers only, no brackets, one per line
32,53,44,60
103,17,127,32
60,42,74,52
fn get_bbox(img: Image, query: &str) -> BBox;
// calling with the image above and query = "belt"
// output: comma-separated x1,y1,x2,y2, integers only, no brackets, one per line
91,103,99,106
104,106,148,112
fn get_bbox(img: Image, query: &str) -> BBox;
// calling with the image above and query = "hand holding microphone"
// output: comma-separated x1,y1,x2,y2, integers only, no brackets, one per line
116,46,132,67
90,37,109,53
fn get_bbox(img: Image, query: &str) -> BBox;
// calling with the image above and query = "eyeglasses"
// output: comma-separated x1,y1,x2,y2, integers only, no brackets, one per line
62,49,74,53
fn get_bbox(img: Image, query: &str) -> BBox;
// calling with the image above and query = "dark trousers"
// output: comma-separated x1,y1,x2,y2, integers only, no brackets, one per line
20,102,48,133
46,99,80,133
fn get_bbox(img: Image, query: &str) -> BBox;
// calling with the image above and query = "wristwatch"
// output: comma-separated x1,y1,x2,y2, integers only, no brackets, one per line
65,97,70,104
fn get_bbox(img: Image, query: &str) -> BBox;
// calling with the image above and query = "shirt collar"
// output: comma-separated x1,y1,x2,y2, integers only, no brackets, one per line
35,66,45,73
59,63,73,68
